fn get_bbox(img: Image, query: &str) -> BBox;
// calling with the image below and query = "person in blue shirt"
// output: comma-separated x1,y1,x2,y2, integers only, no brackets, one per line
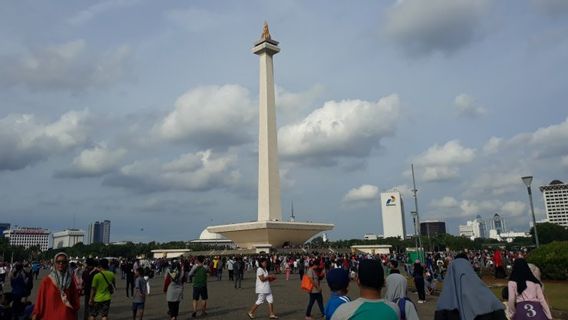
325,268,351,320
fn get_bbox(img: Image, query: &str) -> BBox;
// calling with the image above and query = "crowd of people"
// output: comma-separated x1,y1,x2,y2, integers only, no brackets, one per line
0,248,556,320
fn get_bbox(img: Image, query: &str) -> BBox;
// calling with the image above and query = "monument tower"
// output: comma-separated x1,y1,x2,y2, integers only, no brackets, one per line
255,22,282,222
207,23,333,251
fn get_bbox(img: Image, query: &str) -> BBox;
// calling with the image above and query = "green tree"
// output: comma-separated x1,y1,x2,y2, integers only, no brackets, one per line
530,222,568,245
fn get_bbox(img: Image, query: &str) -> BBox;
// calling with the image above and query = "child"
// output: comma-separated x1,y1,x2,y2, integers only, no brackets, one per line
325,268,351,320
132,267,147,320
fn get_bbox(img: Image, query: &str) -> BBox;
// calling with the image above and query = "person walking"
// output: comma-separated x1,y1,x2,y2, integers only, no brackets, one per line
412,260,426,303
125,260,135,298
81,258,98,320
131,268,146,320
305,259,325,320
507,259,551,320
32,252,81,320
188,256,209,318
247,258,278,319
227,257,235,281
89,259,115,320
435,254,506,320
234,257,244,289
163,261,184,320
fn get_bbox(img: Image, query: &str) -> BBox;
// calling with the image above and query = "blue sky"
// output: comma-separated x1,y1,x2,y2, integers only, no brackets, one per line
1,0,567,242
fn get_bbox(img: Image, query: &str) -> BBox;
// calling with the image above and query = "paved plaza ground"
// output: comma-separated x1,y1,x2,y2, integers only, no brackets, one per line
18,269,438,320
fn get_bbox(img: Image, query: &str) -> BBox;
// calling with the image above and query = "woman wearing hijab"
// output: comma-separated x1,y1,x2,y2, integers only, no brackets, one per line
507,259,551,320
32,252,81,320
435,255,506,320
412,260,426,303
384,272,420,320
163,260,184,320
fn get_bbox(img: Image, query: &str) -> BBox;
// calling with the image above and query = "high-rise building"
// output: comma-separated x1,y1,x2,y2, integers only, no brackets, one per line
380,191,406,239
459,215,487,240
420,221,446,237
491,213,506,234
52,229,85,249
87,220,111,244
539,180,568,227
3,227,50,251
0,223,10,236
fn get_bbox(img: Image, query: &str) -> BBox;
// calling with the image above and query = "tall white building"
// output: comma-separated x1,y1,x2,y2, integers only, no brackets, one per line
52,229,85,249
539,180,568,227
459,215,487,240
380,191,406,239
3,227,50,251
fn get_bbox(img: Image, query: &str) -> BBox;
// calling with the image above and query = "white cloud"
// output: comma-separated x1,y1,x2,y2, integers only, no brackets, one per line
156,85,255,148
412,140,475,182
55,144,127,178
468,171,524,196
103,150,240,193
431,196,459,209
483,137,503,155
0,40,131,91
276,84,325,120
387,184,413,199
501,201,526,218
383,0,491,56
0,110,91,171
343,184,379,203
454,94,487,117
279,94,400,164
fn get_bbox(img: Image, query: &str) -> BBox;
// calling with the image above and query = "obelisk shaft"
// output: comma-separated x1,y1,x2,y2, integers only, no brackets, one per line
253,25,281,222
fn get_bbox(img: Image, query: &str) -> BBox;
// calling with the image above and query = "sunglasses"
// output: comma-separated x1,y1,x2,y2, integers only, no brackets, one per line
55,260,68,264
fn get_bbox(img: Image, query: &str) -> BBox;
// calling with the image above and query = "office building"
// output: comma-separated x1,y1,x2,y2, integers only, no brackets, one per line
459,215,487,240
0,223,10,236
420,221,446,237
87,220,111,244
539,180,568,227
491,213,506,234
3,227,50,251
52,229,85,249
380,191,406,239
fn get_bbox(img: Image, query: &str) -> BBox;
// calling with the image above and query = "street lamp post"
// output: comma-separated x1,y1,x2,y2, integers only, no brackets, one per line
521,176,540,248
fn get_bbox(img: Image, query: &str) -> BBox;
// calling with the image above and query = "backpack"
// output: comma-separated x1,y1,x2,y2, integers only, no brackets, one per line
395,297,413,320
300,274,313,292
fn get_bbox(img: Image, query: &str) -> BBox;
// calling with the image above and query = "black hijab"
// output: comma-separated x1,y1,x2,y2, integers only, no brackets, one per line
509,258,541,295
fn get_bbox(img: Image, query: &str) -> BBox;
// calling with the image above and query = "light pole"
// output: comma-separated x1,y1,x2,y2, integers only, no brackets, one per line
521,176,540,248
411,164,423,261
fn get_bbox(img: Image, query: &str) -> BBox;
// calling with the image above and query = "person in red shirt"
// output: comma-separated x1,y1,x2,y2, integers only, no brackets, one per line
32,252,80,320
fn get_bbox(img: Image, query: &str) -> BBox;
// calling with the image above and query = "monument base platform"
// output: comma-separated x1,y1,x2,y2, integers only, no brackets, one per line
207,221,334,250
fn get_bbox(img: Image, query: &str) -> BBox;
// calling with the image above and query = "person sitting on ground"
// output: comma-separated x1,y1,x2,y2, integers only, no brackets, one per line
331,259,399,320
384,272,419,320
325,268,351,320
435,253,506,320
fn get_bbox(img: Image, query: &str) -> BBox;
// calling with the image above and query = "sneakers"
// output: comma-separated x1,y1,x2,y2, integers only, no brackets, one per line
247,312,255,319
418,300,425,303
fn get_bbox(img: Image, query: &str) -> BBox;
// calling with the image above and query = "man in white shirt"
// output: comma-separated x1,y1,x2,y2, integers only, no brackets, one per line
247,258,278,319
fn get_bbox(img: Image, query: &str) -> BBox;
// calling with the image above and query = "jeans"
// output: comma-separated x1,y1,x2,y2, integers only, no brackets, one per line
234,272,242,288
305,292,324,317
